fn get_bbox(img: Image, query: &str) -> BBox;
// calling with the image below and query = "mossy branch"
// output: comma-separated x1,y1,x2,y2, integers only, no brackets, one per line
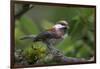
17,35,91,65
44,41,85,63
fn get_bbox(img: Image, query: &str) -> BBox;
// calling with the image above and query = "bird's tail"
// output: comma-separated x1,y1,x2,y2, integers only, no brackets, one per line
20,35,36,41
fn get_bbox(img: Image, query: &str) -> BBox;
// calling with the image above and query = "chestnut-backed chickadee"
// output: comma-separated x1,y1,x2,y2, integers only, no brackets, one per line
20,20,69,44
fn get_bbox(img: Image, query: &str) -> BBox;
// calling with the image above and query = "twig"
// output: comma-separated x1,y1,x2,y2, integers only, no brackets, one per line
15,4,34,19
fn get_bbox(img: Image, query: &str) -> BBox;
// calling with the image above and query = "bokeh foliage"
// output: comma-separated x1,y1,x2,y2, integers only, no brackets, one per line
15,4,95,64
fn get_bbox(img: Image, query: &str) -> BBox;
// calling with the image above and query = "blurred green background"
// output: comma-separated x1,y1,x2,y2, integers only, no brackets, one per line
15,4,95,64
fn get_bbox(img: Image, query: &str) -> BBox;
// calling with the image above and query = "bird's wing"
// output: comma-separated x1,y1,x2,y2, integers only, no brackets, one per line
35,31,57,41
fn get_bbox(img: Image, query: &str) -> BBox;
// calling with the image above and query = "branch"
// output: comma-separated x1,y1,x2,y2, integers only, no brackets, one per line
19,36,87,64
46,43,85,63
15,4,34,19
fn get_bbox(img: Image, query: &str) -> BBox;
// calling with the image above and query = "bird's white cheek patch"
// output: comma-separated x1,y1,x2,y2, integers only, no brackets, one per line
53,24,65,29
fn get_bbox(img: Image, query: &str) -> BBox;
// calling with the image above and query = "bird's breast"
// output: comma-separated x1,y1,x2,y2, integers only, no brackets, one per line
47,28,64,39
55,30,64,38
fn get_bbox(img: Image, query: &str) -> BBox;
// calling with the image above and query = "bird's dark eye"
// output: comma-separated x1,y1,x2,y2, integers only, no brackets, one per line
60,23,66,26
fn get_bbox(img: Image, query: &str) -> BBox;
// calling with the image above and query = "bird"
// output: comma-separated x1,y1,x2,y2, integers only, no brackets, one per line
20,20,69,45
